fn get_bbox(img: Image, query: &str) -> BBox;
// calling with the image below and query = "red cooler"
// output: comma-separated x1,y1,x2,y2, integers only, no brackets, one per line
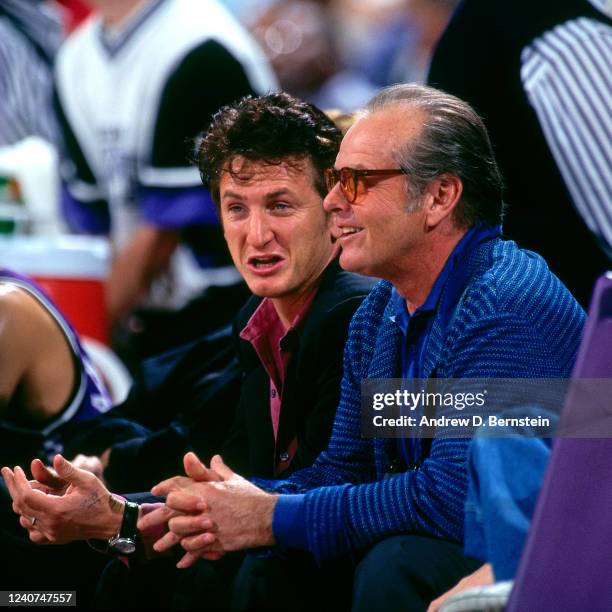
0,235,111,344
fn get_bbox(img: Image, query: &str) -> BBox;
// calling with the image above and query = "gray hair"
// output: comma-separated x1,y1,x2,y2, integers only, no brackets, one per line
366,83,504,227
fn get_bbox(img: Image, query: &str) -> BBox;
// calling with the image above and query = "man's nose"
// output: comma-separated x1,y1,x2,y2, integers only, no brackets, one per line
323,182,350,214
246,211,274,246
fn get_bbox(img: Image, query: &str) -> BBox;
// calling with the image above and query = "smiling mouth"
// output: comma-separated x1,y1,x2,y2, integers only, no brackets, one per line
339,227,363,237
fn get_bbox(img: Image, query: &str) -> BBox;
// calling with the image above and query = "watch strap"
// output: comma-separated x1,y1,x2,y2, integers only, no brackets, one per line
120,500,140,542
107,500,140,554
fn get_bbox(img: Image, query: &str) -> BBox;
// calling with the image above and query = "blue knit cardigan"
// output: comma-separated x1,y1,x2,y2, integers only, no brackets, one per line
257,238,586,562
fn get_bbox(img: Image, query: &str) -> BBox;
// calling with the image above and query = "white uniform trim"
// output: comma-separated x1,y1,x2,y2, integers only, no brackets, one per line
138,165,202,188
65,178,106,203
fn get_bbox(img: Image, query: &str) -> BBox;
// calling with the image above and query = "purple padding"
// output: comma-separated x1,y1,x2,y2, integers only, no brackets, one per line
61,185,110,234
139,186,220,228
508,274,612,612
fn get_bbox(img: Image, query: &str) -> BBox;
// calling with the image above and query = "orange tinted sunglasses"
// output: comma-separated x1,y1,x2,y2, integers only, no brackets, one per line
324,167,407,203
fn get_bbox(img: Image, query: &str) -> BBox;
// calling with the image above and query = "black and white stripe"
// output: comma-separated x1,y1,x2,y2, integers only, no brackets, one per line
521,12,612,258
0,1,61,146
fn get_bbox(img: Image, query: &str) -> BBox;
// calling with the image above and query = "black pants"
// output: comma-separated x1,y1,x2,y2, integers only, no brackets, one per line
351,535,481,611
95,535,480,611
232,536,480,612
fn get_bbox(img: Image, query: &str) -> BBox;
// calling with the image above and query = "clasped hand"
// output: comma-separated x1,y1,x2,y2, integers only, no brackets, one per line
139,453,277,569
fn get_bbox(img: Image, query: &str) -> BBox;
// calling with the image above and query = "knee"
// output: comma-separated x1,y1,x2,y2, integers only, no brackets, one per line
352,535,475,612
357,536,404,572
354,535,428,589
353,535,428,611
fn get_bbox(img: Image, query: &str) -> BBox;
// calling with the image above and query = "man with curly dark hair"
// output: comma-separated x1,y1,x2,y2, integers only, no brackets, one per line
187,92,373,480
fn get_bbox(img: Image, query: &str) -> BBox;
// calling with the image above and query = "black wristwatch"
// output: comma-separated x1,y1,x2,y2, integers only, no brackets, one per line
108,501,139,555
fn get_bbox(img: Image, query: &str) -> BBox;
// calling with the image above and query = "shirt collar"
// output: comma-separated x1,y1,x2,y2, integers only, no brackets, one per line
239,291,317,397
97,0,167,57
239,290,317,348
390,223,502,327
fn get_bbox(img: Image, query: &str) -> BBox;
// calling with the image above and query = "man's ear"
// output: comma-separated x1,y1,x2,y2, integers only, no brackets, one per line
422,174,463,228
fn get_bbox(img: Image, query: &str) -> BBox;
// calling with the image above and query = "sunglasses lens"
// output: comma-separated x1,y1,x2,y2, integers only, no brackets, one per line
325,168,338,193
325,168,358,201
340,168,356,202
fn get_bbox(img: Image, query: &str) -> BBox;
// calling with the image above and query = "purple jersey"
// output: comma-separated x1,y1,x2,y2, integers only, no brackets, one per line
0,268,112,459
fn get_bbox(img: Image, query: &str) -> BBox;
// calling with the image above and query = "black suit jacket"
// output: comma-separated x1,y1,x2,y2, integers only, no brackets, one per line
222,260,375,479
86,261,373,491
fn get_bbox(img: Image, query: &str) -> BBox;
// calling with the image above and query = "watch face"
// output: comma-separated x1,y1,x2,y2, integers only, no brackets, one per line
111,538,136,554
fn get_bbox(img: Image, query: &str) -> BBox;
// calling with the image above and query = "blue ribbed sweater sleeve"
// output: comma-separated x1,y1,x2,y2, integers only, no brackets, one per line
257,242,586,562
272,494,308,549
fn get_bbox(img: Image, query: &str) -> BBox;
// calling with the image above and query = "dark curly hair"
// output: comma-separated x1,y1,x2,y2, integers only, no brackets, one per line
197,92,342,206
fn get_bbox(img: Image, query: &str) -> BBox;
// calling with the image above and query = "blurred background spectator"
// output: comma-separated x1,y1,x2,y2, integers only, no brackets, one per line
54,0,278,365
233,0,458,111
428,0,611,306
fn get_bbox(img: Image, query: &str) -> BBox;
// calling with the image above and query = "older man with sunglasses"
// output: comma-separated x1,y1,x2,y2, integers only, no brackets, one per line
134,84,586,610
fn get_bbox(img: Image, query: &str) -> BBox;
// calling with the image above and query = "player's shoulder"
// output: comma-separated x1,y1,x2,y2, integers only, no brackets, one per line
0,281,52,335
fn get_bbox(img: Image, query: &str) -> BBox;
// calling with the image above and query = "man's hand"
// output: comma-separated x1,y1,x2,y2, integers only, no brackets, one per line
427,563,494,612
135,451,224,566
138,454,277,568
137,451,222,533
183,451,222,483
30,458,69,495
158,456,277,556
1,459,70,545
1,454,125,544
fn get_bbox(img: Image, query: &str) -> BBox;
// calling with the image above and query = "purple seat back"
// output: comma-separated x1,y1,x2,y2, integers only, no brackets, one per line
508,273,612,611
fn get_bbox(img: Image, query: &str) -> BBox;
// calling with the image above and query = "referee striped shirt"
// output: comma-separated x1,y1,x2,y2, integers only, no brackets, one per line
0,0,61,146
521,0,612,257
